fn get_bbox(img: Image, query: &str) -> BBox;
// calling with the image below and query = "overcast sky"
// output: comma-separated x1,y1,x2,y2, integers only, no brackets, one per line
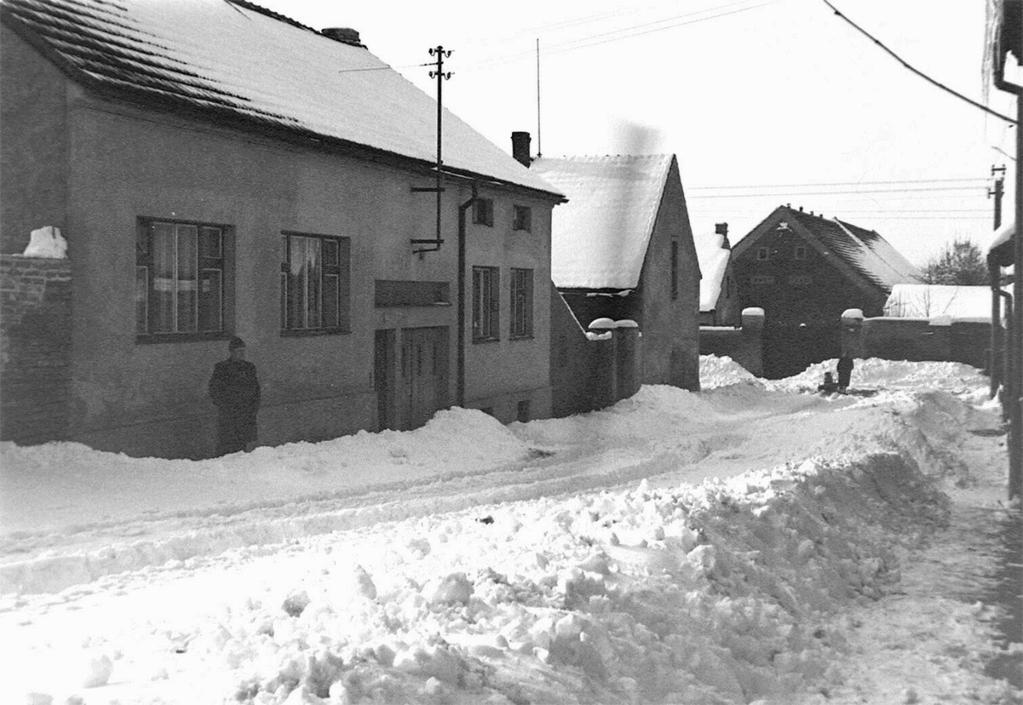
256,0,1018,267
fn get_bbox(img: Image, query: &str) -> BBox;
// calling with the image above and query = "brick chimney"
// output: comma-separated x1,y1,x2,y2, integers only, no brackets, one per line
714,222,730,248
321,27,364,47
511,131,532,167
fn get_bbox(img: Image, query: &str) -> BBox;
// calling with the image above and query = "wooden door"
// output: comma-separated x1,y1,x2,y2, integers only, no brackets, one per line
400,326,449,429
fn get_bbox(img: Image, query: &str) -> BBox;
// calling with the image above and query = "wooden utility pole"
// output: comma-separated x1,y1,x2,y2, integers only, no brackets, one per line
986,163,1002,227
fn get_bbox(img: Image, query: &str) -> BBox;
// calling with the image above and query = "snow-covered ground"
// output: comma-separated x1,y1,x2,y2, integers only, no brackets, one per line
0,357,1019,705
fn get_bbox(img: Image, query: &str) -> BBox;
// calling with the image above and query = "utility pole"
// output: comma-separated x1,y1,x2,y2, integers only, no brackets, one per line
411,46,452,254
989,164,1006,229
428,46,452,248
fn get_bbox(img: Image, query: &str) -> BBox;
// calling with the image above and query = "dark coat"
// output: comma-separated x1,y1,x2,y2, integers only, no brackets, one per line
837,355,854,387
209,358,260,455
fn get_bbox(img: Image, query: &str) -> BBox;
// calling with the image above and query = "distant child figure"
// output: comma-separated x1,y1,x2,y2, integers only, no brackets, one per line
209,336,261,456
837,353,854,392
818,371,838,394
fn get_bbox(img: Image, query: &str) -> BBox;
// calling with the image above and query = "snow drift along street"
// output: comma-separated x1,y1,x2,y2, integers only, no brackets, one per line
0,357,1019,704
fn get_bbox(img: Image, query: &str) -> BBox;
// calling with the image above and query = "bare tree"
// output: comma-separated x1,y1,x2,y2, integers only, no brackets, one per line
922,238,987,286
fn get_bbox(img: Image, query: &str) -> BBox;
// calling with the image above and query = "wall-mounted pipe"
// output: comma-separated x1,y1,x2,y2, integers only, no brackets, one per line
456,185,478,407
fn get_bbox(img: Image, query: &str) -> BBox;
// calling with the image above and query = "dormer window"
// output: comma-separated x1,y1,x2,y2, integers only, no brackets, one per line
794,245,808,260
756,246,769,261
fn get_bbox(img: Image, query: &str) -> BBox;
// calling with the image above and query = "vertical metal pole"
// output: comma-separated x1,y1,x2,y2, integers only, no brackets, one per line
990,170,1004,397
1011,92,1023,500
427,46,452,249
536,38,542,158
991,255,1003,397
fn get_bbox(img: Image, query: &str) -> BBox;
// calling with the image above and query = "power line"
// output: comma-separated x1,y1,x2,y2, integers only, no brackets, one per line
689,177,991,190
690,186,988,198
819,0,1017,125
465,0,771,71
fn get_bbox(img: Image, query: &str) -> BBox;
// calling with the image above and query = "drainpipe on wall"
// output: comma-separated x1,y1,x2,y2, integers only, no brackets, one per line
456,186,478,407
991,15,1022,498
990,253,1004,398
998,289,1014,422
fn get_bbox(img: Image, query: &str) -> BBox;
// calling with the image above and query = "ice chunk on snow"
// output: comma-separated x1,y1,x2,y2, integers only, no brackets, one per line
81,653,113,688
427,572,473,605
22,226,67,259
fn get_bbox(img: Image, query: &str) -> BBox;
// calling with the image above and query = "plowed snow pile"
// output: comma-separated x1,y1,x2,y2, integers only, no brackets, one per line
0,357,1018,704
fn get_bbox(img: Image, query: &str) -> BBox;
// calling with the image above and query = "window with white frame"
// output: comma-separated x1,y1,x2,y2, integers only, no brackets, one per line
510,268,533,338
472,266,500,341
281,232,350,333
136,219,228,337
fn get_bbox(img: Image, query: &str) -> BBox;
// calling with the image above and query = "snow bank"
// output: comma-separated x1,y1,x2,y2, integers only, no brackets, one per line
699,354,763,389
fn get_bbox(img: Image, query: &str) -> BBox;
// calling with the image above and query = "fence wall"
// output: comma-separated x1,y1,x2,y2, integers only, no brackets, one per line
0,254,72,444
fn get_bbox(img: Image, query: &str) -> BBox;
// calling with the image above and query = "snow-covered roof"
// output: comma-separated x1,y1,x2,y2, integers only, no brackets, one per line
883,284,1006,320
695,231,729,311
736,206,920,292
988,220,1015,267
529,155,674,289
1,0,562,197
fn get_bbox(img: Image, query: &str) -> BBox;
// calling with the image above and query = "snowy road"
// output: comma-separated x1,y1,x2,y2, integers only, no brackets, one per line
0,357,1020,704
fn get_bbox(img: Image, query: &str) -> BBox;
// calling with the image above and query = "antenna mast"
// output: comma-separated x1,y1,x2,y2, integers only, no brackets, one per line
536,38,542,157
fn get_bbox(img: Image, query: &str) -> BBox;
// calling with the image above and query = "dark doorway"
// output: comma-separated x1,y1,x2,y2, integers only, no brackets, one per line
374,329,396,430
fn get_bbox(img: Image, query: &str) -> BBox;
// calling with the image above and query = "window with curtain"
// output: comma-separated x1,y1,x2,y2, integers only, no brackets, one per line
136,219,227,338
280,233,350,333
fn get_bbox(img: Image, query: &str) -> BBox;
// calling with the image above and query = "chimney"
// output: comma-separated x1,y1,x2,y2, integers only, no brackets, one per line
321,27,364,47
511,131,532,167
714,222,730,248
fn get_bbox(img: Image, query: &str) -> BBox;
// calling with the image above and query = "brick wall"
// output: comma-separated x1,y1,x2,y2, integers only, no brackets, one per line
0,254,72,444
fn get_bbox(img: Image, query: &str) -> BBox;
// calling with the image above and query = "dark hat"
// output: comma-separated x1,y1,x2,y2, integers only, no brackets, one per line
228,336,246,350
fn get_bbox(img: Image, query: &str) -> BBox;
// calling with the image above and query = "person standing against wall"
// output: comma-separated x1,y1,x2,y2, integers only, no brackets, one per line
209,336,261,456
837,352,854,393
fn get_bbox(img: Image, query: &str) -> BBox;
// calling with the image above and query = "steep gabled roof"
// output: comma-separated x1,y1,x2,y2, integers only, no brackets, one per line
529,154,675,289
734,206,920,293
0,0,562,197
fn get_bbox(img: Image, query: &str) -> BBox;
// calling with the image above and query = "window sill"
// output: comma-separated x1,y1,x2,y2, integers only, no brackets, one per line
136,332,231,345
472,336,501,344
280,328,351,338
509,334,534,341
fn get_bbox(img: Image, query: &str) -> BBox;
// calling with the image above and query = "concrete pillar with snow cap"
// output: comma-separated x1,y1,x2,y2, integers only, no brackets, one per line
739,308,765,377
614,319,641,400
840,308,864,358
588,317,617,409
